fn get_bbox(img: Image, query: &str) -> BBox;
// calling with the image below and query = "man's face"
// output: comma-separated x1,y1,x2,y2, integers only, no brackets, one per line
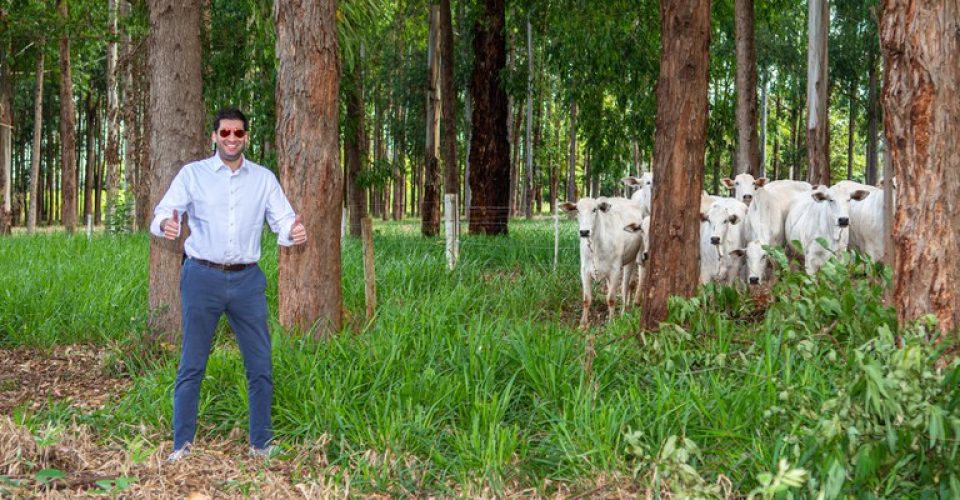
212,118,247,163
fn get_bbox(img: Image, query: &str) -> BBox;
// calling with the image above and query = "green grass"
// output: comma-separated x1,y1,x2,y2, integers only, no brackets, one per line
3,219,959,497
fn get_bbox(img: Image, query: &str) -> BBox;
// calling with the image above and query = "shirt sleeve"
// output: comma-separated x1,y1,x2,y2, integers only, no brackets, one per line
149,168,191,238
264,174,297,247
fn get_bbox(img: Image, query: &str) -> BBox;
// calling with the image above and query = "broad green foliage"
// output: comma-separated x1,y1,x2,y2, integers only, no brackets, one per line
4,223,958,496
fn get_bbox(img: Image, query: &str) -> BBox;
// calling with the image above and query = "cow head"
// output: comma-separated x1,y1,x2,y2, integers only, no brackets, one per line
722,173,765,205
731,240,772,285
810,186,872,245
624,215,652,263
561,198,600,238
704,203,742,248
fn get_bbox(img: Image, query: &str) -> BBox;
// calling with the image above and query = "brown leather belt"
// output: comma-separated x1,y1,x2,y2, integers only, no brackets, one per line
190,258,256,272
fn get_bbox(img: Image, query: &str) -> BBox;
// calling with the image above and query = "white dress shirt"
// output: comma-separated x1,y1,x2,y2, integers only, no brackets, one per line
150,154,297,264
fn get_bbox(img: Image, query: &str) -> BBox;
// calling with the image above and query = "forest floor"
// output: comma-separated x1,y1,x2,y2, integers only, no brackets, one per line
0,345,646,498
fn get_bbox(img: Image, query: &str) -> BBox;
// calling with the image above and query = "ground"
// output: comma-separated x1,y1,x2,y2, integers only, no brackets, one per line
0,345,648,498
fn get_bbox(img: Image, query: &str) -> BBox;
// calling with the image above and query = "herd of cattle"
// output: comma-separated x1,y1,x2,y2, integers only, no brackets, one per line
560,173,892,327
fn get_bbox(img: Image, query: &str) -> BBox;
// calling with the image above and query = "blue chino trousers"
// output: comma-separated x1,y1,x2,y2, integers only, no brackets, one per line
172,258,273,450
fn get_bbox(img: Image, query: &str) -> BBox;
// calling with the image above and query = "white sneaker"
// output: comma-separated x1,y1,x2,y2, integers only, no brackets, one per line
166,443,192,462
249,445,279,459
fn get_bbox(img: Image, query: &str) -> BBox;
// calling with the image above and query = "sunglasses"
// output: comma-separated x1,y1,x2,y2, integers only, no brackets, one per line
218,128,247,139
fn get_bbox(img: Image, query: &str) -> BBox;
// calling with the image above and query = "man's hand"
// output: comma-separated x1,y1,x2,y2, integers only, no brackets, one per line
161,209,180,240
291,214,307,245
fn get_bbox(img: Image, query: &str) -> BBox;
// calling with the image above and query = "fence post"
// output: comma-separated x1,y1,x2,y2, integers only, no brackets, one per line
361,216,376,322
553,201,559,271
86,214,93,240
444,194,459,270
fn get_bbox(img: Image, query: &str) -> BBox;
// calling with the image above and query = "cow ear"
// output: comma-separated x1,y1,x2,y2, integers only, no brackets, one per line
851,189,870,201
754,177,768,187
624,223,641,233
560,202,577,213
721,177,735,188
598,202,611,213
621,176,639,187
812,191,828,202
728,214,740,225
730,249,746,257
700,212,709,222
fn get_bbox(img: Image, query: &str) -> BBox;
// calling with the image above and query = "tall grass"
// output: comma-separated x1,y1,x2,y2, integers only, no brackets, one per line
5,220,960,497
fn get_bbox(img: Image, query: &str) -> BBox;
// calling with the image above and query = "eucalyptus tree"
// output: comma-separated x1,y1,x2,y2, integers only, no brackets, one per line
805,0,830,186
27,41,43,234
56,0,78,233
146,0,205,339
468,0,509,235
0,44,11,234
274,0,342,335
734,0,760,177
104,0,120,227
422,4,441,236
881,0,960,336
439,0,458,204
641,0,710,330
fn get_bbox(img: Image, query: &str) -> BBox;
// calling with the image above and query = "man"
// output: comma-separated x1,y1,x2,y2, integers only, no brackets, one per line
150,107,307,461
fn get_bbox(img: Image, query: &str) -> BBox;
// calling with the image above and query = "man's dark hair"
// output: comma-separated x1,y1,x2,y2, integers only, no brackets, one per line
213,107,248,132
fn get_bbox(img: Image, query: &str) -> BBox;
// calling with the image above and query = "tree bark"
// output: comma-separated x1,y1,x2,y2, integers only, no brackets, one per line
422,5,441,236
275,0,342,335
83,92,96,222
522,16,534,219
440,0,458,200
147,0,205,339
566,100,577,201
641,0,710,331
104,0,121,227
58,0,78,233
805,0,830,186
345,56,366,237
27,43,44,234
846,80,856,180
734,0,760,176
0,44,12,234
865,44,879,185
468,0,510,235
881,0,960,334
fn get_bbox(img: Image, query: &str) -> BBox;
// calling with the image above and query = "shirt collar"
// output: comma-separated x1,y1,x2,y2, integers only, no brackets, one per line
208,153,248,174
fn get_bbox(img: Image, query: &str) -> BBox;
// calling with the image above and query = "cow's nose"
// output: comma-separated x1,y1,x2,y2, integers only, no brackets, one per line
749,276,760,285
742,194,753,204
838,217,850,227
642,251,649,261
710,236,720,245
579,230,590,238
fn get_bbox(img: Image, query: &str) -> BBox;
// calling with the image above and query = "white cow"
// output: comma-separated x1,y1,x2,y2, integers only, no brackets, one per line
561,197,644,327
622,173,653,218
848,188,887,261
784,185,871,275
744,179,813,247
623,215,651,304
700,197,748,284
727,240,774,286
722,172,761,205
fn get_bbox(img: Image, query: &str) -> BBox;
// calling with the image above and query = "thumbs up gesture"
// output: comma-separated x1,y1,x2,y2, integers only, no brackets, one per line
290,214,307,245
162,209,181,240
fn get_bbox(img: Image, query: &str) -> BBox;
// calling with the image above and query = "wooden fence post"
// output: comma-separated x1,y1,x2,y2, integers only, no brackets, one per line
444,193,459,270
361,216,376,322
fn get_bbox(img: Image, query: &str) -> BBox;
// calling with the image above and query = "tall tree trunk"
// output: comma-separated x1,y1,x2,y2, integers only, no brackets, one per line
83,92,96,222
772,93,781,179
393,104,405,221
641,0,710,331
58,0,78,233
440,0,458,201
468,0,509,235
275,0,342,335
846,80,856,180
789,99,800,180
734,0,760,176
463,90,472,218
422,5,441,236
0,44,12,234
105,0,121,227
805,0,830,186
147,0,205,339
881,0,960,334
865,43,879,185
566,100,577,201
345,57,366,237
27,44,44,234
522,16,534,219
